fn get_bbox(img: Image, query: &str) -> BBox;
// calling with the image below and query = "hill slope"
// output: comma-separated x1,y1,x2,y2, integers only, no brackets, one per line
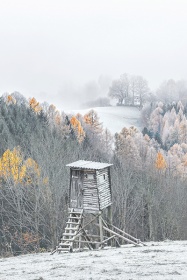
66,106,141,134
1,240,187,280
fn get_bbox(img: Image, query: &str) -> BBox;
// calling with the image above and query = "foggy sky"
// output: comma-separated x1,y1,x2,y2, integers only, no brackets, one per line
0,0,187,109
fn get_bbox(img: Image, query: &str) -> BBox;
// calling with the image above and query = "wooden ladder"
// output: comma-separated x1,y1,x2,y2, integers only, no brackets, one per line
56,208,83,253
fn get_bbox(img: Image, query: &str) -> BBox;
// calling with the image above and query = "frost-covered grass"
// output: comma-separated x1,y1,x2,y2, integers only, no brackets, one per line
1,240,187,280
66,106,141,134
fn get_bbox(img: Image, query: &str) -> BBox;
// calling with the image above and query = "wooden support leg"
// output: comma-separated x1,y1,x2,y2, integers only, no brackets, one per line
107,205,113,246
78,234,82,251
99,213,104,248
107,205,112,225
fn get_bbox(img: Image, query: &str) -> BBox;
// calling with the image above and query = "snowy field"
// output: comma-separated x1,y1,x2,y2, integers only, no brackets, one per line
66,106,141,134
1,240,187,280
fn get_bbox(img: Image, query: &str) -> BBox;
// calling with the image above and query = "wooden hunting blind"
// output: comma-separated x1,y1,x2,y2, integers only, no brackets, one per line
52,160,145,254
66,160,113,212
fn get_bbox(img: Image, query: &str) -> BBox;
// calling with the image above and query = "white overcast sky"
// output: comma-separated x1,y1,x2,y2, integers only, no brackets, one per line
0,0,187,109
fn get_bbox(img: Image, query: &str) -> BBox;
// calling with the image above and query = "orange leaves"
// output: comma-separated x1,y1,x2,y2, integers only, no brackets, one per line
70,116,85,143
84,110,100,127
84,109,102,134
84,114,92,124
155,152,167,170
70,116,78,127
29,97,42,113
22,232,39,245
6,95,16,105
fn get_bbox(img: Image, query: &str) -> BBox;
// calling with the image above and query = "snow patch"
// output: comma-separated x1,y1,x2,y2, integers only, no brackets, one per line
66,106,141,134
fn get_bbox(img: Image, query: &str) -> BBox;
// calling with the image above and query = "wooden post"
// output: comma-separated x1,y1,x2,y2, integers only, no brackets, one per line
107,205,113,246
107,205,112,225
99,212,103,247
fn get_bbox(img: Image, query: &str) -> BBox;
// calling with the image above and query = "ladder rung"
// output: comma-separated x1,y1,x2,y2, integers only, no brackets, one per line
68,216,82,220
62,238,74,241
63,233,76,236
65,227,78,231
66,221,79,225
69,211,82,215
60,240,71,244
59,243,70,247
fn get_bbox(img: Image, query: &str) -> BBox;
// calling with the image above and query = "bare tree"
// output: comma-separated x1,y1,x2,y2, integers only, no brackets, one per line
109,73,149,106
108,73,130,105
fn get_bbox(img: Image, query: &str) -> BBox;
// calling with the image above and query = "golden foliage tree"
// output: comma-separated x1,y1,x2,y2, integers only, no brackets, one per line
84,109,102,132
70,116,85,143
6,95,16,105
0,148,26,183
155,152,167,169
29,97,42,113
0,148,42,185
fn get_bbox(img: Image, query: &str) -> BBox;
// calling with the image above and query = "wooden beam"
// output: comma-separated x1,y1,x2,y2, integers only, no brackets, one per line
102,226,141,247
76,214,100,236
101,218,120,247
103,221,146,246
100,235,117,246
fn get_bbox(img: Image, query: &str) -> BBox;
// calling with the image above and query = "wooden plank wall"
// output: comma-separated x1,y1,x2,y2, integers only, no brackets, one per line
96,168,112,210
83,170,100,212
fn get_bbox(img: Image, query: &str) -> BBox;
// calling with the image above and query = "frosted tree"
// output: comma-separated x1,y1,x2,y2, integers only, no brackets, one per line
181,143,187,153
176,153,187,179
84,109,103,133
169,107,177,126
177,100,184,112
149,102,164,134
115,130,141,170
176,108,184,123
178,116,187,144
168,143,184,174
162,119,170,146
156,79,178,103
101,128,113,156
131,75,150,107
164,116,180,149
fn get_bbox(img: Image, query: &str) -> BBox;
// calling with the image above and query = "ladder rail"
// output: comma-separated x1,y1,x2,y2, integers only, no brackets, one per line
56,208,84,253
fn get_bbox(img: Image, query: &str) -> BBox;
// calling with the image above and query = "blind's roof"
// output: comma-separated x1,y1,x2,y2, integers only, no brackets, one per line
66,160,113,170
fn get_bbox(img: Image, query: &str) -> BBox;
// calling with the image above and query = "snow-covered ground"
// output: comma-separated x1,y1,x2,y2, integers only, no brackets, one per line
66,106,141,134
1,240,187,280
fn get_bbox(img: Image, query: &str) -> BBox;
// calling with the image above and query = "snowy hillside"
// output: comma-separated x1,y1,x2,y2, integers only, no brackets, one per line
1,240,187,280
66,106,141,134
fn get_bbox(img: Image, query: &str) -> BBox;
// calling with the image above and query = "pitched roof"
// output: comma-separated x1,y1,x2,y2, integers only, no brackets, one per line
66,160,113,170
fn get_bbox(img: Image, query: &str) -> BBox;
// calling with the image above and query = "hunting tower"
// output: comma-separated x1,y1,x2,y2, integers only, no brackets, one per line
53,160,145,254
67,160,112,212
